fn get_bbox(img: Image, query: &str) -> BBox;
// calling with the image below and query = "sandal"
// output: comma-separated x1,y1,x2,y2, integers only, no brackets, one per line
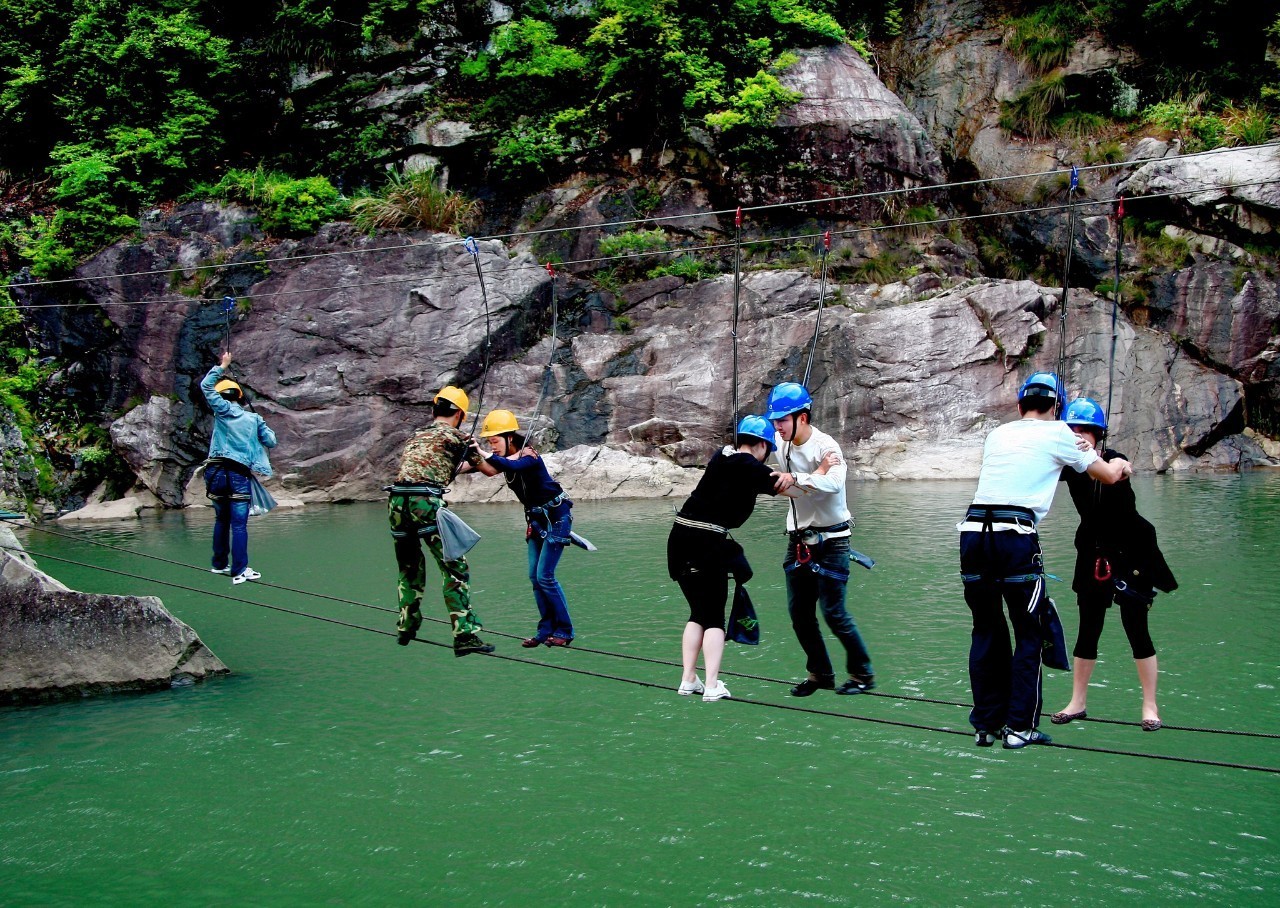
1050,710,1087,725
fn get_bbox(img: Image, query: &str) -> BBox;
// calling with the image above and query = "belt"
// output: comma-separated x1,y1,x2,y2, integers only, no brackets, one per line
529,492,567,513
965,504,1035,526
385,482,446,497
674,515,728,535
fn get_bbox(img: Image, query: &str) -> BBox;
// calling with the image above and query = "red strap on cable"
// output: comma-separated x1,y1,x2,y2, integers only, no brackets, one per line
735,206,742,229
823,230,831,252
1115,195,1125,221
545,262,556,278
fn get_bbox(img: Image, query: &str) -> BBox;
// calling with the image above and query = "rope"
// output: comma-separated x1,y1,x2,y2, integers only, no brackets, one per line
730,207,743,439
462,236,493,439
800,230,832,389
8,139,1279,294
1105,196,1125,427
525,262,560,451
5,516,1278,742
1056,166,1079,413
10,541,1277,774
8,175,1280,312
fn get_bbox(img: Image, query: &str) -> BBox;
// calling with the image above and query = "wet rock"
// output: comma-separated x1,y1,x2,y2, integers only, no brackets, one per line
0,526,228,704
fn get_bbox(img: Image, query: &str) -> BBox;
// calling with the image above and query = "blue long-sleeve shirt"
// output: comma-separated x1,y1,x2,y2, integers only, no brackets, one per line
201,366,277,477
487,452,563,509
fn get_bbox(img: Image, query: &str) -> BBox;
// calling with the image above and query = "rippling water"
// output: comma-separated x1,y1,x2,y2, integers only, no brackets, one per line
3,475,1278,905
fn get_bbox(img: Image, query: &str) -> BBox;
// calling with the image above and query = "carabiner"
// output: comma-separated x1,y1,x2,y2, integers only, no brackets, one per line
795,543,812,565
1094,557,1112,582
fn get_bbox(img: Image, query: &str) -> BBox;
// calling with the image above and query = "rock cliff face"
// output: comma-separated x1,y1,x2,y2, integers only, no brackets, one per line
9,27,1280,514
0,526,228,703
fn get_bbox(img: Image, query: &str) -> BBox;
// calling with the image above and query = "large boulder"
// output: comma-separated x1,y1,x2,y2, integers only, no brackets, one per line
1119,145,1280,237
0,525,228,704
747,43,946,212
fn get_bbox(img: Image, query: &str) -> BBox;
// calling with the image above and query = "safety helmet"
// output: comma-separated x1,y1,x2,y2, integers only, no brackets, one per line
1018,371,1061,402
1062,397,1108,432
764,382,813,420
214,379,242,401
736,414,777,452
434,385,470,415
480,409,520,438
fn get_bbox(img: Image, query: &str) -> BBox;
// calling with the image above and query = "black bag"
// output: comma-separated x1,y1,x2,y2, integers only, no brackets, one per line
726,584,760,645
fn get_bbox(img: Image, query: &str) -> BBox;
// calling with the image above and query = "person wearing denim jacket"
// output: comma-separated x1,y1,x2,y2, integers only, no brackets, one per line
475,410,575,647
201,352,276,584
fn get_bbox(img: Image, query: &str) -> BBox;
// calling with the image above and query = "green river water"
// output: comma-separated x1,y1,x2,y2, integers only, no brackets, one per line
2,475,1278,906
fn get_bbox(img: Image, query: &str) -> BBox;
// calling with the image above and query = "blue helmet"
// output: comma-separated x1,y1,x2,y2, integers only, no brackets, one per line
1018,371,1062,402
764,382,813,420
736,414,777,452
1063,397,1108,432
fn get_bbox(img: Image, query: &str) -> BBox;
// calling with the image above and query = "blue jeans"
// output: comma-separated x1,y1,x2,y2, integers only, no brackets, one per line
527,510,573,641
785,537,873,679
206,464,251,576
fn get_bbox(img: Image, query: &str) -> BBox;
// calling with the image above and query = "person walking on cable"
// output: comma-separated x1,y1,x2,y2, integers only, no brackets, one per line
201,351,276,585
388,386,498,656
474,409,576,648
765,382,875,697
960,373,1132,750
1050,398,1176,732
668,416,797,702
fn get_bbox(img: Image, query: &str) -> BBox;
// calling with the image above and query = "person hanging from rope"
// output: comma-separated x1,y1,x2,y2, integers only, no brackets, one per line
200,352,277,585
472,409,576,648
765,382,875,698
387,386,499,656
668,416,797,702
959,373,1133,750
1050,398,1176,732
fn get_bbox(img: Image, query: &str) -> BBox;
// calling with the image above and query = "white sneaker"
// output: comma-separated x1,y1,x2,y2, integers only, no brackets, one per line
702,681,731,702
210,567,231,575
1003,728,1052,749
677,676,705,696
231,568,261,585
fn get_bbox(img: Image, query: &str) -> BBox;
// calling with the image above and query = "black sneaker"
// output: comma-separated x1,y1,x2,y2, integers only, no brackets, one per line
454,635,496,657
790,676,836,697
397,630,416,646
835,676,875,695
975,730,999,747
1003,728,1052,749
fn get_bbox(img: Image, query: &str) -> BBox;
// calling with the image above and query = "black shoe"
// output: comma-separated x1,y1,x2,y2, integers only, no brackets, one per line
397,630,416,646
835,676,875,695
790,676,835,697
975,730,999,747
454,635,496,657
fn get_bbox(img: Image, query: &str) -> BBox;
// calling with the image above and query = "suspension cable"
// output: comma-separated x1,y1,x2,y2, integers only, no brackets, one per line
5,516,1278,741
8,139,1278,294
7,175,1280,312
6,541,1277,774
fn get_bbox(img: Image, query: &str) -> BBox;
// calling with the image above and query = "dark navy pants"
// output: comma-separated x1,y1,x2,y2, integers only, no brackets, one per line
785,537,874,680
960,529,1046,733
206,463,252,577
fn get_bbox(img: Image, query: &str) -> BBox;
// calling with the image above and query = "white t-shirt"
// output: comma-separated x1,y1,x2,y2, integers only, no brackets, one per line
775,425,851,533
967,418,1098,526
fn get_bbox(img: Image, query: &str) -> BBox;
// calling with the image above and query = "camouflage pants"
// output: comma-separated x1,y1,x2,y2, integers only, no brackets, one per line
388,493,482,639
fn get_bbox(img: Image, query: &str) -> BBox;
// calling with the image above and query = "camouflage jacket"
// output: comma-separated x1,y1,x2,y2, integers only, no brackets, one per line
395,422,480,486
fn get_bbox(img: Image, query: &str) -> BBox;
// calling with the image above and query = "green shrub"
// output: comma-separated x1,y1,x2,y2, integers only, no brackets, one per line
1005,5,1077,73
1222,104,1275,146
999,74,1067,139
1053,111,1110,139
598,228,669,260
648,255,717,281
351,169,481,234
205,168,345,236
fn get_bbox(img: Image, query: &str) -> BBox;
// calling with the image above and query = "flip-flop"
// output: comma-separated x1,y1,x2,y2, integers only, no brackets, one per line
1050,710,1087,724
1141,719,1162,732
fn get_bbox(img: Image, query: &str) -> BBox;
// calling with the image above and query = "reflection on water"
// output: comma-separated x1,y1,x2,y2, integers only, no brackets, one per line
2,475,1279,906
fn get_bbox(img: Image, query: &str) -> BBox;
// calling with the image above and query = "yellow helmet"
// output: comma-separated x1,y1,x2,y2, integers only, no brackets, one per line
434,385,470,414
480,409,520,438
214,379,242,400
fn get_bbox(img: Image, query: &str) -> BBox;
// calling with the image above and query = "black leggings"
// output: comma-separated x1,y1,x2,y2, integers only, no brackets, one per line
1073,583,1156,661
